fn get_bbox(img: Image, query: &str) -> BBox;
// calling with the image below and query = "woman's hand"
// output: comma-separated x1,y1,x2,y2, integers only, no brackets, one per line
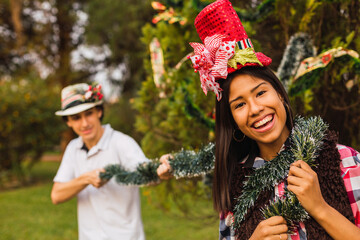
287,160,360,240
156,154,173,180
249,216,288,240
287,160,327,216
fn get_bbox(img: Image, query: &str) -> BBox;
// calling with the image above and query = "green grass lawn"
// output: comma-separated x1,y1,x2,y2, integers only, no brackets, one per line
0,162,218,240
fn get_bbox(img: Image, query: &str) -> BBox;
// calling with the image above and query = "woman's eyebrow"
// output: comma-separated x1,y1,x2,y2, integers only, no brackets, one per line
229,82,267,104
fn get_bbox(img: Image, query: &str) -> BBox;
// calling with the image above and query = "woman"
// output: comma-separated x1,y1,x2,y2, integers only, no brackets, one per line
188,0,360,239
214,66,360,239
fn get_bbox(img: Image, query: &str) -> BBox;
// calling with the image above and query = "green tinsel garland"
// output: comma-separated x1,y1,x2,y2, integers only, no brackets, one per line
276,32,316,91
100,142,215,185
233,116,328,231
100,161,160,185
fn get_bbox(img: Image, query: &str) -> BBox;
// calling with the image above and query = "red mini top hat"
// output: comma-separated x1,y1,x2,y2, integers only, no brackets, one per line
189,0,272,100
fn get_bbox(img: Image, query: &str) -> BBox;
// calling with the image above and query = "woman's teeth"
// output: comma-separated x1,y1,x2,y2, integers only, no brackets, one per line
254,115,273,128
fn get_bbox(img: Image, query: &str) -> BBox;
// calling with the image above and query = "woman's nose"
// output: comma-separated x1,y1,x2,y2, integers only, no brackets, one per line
249,100,264,116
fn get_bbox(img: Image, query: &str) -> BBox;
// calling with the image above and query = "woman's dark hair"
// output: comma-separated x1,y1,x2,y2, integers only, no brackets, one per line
213,66,294,213
62,105,105,122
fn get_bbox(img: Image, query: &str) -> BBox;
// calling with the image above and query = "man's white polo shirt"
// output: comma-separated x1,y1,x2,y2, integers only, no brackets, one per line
54,124,148,240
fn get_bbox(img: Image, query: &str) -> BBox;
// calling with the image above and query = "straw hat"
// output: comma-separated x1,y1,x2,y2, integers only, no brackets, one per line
55,83,104,116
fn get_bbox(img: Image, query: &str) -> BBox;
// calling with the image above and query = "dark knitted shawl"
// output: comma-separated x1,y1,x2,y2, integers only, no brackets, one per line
229,131,355,239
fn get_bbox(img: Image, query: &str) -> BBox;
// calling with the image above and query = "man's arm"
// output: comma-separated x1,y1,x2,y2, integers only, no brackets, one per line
51,168,107,204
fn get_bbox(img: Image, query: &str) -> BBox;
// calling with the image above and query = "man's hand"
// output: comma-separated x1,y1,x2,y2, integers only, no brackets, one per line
84,168,108,188
51,168,109,204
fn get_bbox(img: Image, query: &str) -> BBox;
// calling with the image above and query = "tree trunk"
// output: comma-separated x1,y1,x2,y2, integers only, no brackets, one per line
9,0,25,51
53,1,77,153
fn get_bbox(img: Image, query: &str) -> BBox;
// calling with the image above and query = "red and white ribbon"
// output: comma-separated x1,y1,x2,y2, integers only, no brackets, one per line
189,34,236,101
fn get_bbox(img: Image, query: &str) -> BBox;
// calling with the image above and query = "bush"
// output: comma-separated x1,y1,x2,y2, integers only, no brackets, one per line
0,76,65,185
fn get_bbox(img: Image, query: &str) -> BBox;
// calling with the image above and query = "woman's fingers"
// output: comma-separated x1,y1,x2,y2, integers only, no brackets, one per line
287,173,307,187
287,162,313,194
261,216,288,233
289,160,314,174
287,160,327,216
278,233,287,240
251,216,288,240
266,216,287,226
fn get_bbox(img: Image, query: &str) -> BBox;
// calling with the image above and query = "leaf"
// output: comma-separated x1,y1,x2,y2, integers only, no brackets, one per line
345,31,355,48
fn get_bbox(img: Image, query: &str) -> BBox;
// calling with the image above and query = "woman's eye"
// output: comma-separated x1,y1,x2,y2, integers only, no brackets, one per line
235,102,245,109
257,90,266,97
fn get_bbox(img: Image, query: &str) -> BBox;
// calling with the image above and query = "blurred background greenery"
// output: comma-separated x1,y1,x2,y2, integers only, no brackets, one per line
0,0,359,239
0,161,218,240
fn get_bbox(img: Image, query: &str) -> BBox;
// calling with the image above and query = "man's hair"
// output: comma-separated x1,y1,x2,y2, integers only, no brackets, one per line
62,105,105,122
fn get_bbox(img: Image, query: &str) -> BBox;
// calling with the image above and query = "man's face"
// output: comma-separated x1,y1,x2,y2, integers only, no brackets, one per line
66,107,103,143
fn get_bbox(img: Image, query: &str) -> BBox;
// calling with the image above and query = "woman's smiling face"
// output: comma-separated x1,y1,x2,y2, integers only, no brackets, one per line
229,74,290,147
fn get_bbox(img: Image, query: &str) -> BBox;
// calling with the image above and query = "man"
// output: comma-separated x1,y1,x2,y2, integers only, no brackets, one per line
51,83,170,240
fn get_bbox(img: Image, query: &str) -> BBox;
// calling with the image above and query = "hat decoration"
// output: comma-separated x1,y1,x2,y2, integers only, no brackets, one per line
55,83,104,116
84,84,103,101
189,35,236,100
188,0,272,100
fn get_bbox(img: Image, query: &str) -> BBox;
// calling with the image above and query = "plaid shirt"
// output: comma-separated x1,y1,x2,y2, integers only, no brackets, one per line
219,144,360,240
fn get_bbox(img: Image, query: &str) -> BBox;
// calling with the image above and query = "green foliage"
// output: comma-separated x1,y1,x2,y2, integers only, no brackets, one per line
262,0,360,148
102,98,144,143
0,76,64,184
235,0,276,22
298,0,322,32
249,0,360,67
84,0,154,93
183,88,215,132
289,48,360,148
132,0,217,216
134,11,214,159
142,178,215,220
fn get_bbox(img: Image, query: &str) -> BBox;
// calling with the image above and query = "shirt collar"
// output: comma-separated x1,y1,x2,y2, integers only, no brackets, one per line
81,143,89,152
242,137,291,169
